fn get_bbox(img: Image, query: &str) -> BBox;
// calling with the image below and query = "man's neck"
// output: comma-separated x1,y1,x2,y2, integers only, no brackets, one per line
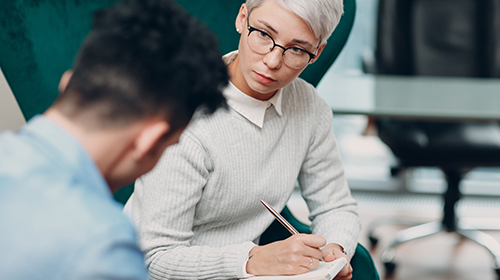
43,108,137,190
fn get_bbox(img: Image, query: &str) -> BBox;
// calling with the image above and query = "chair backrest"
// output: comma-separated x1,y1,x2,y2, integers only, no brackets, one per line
373,0,500,165
0,0,119,121
375,0,500,77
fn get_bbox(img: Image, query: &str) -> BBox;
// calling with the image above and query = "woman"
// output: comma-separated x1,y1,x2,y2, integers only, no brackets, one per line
124,0,361,279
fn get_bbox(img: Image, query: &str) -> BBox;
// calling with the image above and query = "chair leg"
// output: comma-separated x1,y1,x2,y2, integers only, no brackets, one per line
457,228,500,271
380,221,443,265
459,217,500,231
367,217,425,248
442,169,462,231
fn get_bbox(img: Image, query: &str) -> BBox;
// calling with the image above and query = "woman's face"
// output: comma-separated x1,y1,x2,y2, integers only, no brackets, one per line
230,0,325,100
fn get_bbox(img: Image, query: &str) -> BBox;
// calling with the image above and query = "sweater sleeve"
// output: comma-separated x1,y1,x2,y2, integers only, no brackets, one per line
127,133,255,280
297,85,361,259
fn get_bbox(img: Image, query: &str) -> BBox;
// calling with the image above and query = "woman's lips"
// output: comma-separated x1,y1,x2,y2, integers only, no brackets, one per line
255,71,276,84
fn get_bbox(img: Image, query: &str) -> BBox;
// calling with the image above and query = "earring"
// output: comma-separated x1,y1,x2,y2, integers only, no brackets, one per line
236,28,240,32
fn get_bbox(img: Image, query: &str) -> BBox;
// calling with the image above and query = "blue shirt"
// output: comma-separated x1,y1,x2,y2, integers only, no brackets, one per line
0,116,147,280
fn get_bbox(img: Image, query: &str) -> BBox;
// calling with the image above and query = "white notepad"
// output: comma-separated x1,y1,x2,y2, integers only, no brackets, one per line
242,257,348,280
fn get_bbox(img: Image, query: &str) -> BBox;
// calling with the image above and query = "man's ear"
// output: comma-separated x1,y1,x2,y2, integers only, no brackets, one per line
58,70,73,94
310,42,327,64
133,120,170,161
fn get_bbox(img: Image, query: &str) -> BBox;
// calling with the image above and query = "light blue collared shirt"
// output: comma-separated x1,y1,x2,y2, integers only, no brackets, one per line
0,116,147,280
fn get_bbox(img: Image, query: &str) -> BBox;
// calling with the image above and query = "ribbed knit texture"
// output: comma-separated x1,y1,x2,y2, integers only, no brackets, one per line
124,77,361,280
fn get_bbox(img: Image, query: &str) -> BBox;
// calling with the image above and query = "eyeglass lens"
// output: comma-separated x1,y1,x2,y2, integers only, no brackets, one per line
247,29,311,69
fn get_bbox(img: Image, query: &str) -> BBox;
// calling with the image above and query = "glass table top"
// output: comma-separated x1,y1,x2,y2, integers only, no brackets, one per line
317,73,500,121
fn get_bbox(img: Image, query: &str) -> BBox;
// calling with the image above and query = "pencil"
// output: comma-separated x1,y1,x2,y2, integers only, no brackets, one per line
260,199,300,235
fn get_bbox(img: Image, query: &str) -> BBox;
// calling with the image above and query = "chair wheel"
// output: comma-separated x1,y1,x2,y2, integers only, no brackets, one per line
369,236,378,248
384,261,396,276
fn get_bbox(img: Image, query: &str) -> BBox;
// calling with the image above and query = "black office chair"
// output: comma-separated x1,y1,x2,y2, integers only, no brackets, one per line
364,0,500,277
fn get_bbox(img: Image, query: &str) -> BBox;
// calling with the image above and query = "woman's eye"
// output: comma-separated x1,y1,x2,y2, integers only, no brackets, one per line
258,31,271,38
289,47,305,54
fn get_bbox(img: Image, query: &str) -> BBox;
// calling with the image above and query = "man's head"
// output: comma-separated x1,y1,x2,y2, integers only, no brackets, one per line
49,0,228,189
56,0,227,131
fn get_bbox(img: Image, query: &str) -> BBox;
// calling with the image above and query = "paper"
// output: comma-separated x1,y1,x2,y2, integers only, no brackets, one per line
241,257,348,280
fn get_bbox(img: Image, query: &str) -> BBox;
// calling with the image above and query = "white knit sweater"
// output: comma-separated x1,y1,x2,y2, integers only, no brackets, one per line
124,66,360,280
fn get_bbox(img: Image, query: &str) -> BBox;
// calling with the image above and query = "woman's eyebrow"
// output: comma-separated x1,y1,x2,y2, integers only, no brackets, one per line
257,19,279,34
257,19,314,49
291,39,314,49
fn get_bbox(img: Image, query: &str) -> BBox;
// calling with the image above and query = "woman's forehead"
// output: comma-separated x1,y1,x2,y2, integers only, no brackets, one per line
249,2,319,45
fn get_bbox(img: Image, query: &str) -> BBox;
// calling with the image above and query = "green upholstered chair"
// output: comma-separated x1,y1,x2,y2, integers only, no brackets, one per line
0,0,119,121
0,0,134,204
1,0,378,278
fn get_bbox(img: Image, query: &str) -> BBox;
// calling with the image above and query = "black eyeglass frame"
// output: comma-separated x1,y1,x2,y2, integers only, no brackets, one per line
245,17,317,67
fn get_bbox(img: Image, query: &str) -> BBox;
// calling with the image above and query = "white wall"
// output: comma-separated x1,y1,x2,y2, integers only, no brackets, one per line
0,68,25,132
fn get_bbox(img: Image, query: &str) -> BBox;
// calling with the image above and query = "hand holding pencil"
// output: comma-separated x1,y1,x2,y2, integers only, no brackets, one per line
245,200,327,276
249,200,353,280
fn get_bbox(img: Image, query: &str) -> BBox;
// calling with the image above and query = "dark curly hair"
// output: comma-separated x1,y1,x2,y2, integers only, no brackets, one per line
55,0,228,131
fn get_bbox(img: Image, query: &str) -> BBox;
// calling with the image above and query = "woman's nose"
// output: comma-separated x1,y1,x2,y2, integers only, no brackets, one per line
262,47,283,69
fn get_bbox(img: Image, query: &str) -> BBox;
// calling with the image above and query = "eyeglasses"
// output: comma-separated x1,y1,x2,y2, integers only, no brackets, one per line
246,17,317,69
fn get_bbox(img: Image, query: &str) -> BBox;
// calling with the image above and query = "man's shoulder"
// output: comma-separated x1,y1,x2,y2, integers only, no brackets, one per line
0,129,60,178
0,170,133,238
0,129,136,267
0,176,140,279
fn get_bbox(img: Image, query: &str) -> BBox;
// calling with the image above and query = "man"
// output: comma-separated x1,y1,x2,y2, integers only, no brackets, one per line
0,0,227,279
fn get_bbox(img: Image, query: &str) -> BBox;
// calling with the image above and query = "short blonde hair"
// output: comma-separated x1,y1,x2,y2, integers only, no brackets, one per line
245,0,343,45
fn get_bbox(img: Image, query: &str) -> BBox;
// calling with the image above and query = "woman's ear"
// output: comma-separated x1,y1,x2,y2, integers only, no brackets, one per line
310,42,327,64
58,70,73,94
235,4,248,34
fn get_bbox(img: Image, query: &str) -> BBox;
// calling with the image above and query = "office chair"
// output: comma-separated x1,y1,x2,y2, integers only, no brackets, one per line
364,0,500,277
1,0,378,278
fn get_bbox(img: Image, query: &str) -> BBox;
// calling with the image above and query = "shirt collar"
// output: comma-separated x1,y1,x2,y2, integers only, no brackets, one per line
222,51,283,128
224,82,282,128
22,115,111,198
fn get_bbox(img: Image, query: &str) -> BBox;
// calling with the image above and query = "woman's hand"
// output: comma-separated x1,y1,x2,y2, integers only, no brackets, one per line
321,243,353,280
246,234,326,276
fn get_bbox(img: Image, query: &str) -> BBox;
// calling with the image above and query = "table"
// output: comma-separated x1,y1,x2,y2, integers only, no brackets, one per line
316,72,500,121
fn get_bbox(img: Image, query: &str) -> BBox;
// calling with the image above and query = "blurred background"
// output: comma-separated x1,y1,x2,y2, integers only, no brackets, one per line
302,0,500,279
2,0,500,279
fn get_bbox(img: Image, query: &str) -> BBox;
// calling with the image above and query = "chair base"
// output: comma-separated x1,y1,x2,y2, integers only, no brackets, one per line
369,168,500,278
370,220,500,278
